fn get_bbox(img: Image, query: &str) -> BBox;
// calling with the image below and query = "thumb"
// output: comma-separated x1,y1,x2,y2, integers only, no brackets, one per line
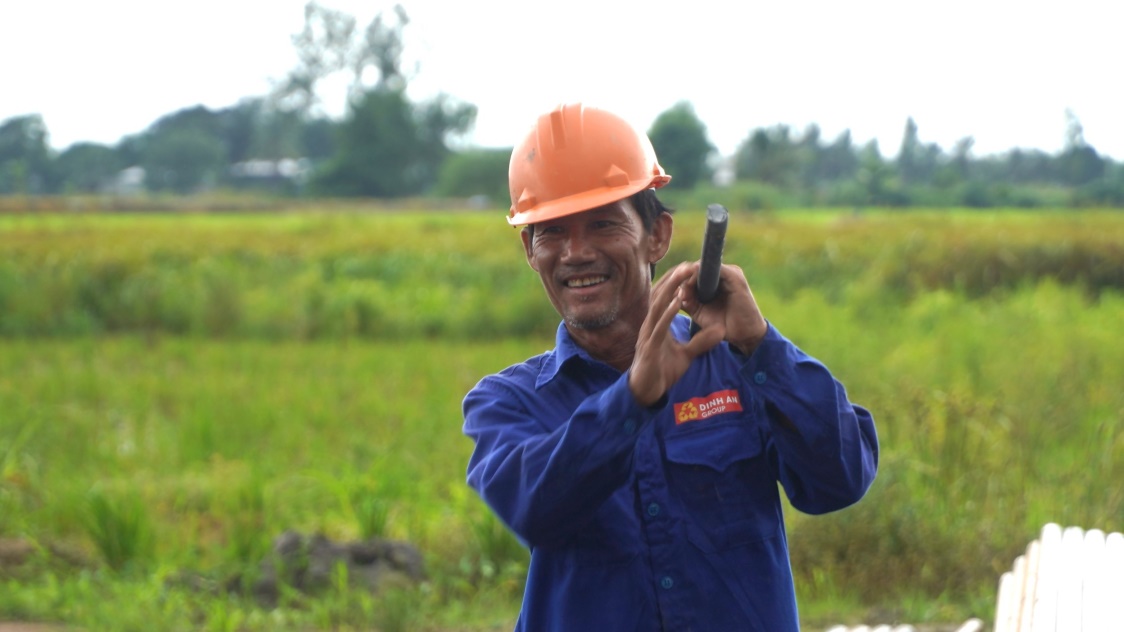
683,321,725,358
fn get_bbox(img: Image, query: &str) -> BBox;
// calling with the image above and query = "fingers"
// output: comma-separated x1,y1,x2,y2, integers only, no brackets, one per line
654,281,684,334
653,262,696,294
684,320,725,357
647,264,692,316
640,268,689,343
716,263,750,295
656,262,700,311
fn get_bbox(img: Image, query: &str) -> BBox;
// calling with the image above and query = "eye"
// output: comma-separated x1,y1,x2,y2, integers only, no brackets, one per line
539,225,564,235
591,220,615,230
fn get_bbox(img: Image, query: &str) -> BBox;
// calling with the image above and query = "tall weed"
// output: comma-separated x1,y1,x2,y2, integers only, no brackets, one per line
82,489,155,573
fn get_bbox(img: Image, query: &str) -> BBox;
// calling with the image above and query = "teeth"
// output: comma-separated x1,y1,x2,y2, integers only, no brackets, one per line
567,276,607,288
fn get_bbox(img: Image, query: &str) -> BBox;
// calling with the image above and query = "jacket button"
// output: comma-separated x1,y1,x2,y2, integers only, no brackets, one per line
623,418,636,434
647,503,660,517
754,371,767,385
660,576,674,590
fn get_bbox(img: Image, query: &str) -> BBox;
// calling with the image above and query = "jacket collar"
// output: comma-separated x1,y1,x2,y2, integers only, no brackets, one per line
535,316,691,389
536,321,603,389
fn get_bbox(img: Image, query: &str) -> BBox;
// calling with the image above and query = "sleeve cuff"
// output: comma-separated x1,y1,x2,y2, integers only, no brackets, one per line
734,322,797,390
606,371,666,436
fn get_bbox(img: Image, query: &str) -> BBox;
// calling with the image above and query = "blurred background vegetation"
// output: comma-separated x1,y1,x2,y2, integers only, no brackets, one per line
1,3,1122,210
2,209,1122,630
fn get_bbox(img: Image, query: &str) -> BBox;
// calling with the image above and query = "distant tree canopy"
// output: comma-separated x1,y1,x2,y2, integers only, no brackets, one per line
647,101,714,189
111,101,335,193
2,2,1122,207
5,99,1122,206
310,89,474,197
0,114,53,194
55,143,122,193
284,2,477,197
434,148,510,202
896,117,940,185
716,114,1124,208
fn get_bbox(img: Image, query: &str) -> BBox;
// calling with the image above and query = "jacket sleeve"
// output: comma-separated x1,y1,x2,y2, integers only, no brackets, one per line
737,323,879,514
462,370,656,548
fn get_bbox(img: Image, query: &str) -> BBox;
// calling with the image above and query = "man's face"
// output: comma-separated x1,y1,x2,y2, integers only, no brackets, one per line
521,199,671,332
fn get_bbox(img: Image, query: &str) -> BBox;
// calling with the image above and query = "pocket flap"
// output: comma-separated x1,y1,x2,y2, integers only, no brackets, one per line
664,422,764,472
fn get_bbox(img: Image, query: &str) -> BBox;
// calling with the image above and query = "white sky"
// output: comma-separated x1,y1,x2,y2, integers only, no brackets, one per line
4,0,1122,160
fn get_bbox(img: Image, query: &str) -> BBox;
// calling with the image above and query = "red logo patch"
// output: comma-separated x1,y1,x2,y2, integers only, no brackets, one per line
673,389,743,424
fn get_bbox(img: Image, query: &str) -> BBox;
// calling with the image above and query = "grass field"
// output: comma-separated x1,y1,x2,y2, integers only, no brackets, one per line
1,205,1122,630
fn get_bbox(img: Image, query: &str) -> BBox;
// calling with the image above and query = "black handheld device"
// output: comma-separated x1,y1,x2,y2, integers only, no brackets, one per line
690,204,728,336
696,203,728,303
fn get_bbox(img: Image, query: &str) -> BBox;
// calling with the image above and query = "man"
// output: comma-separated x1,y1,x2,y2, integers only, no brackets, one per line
462,103,878,631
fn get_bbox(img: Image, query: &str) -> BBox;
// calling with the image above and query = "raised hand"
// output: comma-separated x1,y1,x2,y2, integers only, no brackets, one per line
680,262,768,358
628,263,725,407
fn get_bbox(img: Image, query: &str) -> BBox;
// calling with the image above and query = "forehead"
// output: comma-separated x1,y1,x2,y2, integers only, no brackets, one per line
536,198,636,228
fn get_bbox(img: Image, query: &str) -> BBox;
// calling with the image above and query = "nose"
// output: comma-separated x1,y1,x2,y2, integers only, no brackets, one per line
560,228,595,264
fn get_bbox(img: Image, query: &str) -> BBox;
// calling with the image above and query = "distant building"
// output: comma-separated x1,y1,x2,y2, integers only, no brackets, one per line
228,158,312,189
108,166,146,196
712,155,736,187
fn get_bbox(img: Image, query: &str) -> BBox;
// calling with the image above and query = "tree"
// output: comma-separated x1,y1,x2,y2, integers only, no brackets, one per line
895,117,943,186
273,2,411,116
733,125,800,187
55,143,122,193
412,94,477,186
147,105,223,139
129,105,231,192
311,88,475,197
350,4,411,95
217,98,265,165
856,140,894,205
1058,110,1105,186
0,114,54,194
252,108,306,160
794,124,822,188
951,136,975,180
1001,148,1054,184
647,102,714,189
818,130,860,182
263,2,409,171
274,2,359,116
300,116,338,161
296,4,477,197
143,130,226,193
434,148,510,201
312,88,416,196
896,117,922,184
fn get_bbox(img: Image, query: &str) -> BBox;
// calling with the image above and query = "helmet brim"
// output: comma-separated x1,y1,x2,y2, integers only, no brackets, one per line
506,175,670,227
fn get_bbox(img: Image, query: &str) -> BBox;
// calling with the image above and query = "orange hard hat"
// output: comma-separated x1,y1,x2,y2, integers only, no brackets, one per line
506,103,671,226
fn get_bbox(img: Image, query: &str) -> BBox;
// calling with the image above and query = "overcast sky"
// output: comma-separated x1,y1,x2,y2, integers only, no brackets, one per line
5,0,1122,160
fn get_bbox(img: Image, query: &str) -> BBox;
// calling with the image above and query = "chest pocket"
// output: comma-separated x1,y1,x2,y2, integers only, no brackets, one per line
663,420,782,552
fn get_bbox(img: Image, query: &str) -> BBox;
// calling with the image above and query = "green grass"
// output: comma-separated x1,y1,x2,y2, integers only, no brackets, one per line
1,208,1121,339
1,336,533,629
1,207,1123,629
780,283,1124,627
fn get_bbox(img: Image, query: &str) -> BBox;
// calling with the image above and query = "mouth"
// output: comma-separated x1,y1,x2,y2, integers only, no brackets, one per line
565,274,609,289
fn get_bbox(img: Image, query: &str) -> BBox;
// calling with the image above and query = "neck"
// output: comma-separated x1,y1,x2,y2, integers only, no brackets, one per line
566,314,643,372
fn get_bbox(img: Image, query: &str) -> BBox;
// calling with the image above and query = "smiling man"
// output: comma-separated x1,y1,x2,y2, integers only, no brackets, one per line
462,103,879,631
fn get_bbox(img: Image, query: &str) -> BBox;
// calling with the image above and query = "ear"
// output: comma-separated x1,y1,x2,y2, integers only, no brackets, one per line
647,212,674,264
520,227,539,272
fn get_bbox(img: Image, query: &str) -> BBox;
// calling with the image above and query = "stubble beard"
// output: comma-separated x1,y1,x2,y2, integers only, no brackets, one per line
563,298,620,331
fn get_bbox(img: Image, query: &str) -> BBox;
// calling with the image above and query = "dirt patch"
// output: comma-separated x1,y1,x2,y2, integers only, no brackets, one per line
0,539,36,566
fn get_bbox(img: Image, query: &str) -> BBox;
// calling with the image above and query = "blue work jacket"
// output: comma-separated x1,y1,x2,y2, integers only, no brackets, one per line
463,315,879,631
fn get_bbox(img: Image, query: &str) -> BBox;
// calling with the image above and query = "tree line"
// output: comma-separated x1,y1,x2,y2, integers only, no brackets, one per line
2,3,1121,208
